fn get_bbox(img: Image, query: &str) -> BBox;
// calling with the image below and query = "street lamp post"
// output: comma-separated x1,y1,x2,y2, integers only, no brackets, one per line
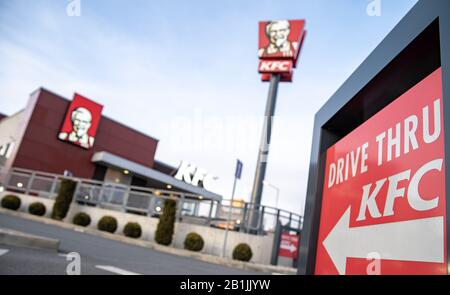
262,180,280,209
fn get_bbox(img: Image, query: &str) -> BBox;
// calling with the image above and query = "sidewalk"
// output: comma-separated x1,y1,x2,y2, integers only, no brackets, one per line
0,226,60,250
0,207,297,275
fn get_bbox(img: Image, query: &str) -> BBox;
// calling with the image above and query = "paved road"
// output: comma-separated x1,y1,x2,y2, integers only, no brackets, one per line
0,213,262,275
0,245,113,275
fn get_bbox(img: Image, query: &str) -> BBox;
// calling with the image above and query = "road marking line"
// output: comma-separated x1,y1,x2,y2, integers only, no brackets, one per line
0,249,9,256
95,265,141,275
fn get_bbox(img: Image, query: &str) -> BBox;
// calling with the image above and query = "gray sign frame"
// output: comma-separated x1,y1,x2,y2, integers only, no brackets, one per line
298,0,450,275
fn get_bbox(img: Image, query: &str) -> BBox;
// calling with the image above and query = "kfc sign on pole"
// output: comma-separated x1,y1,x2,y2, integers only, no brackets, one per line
315,68,446,275
58,93,103,149
249,19,306,228
258,19,306,82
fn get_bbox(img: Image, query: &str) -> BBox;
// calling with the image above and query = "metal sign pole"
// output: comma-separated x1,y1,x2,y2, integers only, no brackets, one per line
249,73,281,230
222,174,238,257
222,159,242,257
270,219,282,265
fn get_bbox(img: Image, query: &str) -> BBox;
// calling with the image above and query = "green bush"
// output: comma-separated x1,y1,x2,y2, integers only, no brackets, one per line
154,199,177,245
97,215,118,233
28,202,46,216
51,179,77,220
72,212,91,227
184,232,204,252
1,194,21,211
123,222,142,239
232,243,253,262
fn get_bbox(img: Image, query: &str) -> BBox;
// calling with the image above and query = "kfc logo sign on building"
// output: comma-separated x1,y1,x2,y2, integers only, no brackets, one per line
58,93,103,149
315,68,446,275
175,161,218,191
258,19,306,82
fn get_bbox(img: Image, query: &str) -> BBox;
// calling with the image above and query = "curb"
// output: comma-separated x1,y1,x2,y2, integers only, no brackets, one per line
0,208,297,275
0,227,60,251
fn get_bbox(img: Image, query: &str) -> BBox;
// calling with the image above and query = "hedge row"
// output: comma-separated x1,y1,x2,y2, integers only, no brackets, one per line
72,213,142,238
1,195,46,217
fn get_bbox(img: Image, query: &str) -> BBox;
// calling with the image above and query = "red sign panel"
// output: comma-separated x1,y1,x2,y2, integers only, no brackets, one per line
315,68,446,275
258,19,305,82
58,93,103,149
279,232,299,258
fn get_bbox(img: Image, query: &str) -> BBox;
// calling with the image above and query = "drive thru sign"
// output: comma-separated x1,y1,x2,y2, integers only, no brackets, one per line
279,232,299,259
315,68,446,275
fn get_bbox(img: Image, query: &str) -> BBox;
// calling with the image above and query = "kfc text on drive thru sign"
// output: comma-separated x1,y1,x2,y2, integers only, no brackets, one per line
279,232,299,259
315,68,446,275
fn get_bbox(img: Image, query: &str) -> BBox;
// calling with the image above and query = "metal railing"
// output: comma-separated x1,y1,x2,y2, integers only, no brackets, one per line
1,168,303,234
216,199,303,234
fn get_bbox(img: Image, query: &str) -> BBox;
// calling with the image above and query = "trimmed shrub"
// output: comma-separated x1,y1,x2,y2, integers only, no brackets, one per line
154,199,176,245
51,179,77,220
123,222,142,239
72,212,91,227
28,202,46,216
232,243,253,262
184,232,204,252
97,215,118,233
1,194,21,211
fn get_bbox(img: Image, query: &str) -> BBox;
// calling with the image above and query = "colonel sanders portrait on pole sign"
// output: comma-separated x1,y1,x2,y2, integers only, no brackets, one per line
58,94,103,149
259,20,299,59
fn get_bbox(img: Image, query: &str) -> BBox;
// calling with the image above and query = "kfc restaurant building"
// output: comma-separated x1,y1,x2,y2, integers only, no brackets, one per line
0,88,281,263
0,87,222,204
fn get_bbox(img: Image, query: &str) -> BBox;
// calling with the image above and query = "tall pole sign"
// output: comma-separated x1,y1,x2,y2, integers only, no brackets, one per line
249,20,306,229
298,0,450,275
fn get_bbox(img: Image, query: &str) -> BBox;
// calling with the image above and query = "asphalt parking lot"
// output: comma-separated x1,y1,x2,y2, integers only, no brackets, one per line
0,213,262,275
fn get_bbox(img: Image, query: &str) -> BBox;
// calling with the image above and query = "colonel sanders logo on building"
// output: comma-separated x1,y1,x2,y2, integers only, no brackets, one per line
58,107,95,148
258,19,305,61
259,20,299,59
58,94,103,149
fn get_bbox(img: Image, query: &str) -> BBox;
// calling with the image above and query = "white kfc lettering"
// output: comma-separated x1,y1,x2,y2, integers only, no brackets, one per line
174,161,196,184
408,158,442,211
259,61,292,73
356,158,442,221
174,161,218,190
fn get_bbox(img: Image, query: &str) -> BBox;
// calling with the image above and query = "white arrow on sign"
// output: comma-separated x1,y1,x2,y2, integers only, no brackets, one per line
280,243,297,253
323,206,444,275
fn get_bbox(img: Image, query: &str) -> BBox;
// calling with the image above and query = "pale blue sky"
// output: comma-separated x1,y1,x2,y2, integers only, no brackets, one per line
0,0,417,214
